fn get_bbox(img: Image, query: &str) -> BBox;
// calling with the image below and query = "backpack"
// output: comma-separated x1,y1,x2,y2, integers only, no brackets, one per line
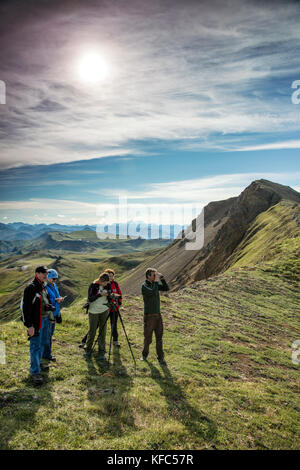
82,301,90,314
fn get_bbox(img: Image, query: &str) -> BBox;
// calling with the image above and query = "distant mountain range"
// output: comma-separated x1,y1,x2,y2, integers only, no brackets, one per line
0,221,186,242
0,229,173,256
0,222,96,241
122,179,300,294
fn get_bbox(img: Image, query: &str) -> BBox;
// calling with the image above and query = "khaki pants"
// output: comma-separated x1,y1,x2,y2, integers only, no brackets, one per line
142,314,164,360
85,310,109,353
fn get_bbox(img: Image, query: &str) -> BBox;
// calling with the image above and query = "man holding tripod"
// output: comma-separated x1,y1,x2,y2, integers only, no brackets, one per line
141,268,169,365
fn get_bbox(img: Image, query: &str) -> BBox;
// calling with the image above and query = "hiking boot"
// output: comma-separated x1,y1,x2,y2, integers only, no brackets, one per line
41,364,50,372
43,356,56,362
30,374,43,385
113,341,120,347
158,357,167,366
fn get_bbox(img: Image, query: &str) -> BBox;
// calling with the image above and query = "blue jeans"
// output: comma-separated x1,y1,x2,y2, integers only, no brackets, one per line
43,321,55,359
29,334,41,375
29,316,51,374
40,316,51,360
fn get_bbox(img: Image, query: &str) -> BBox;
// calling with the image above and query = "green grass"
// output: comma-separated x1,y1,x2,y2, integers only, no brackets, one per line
228,201,300,283
0,266,299,450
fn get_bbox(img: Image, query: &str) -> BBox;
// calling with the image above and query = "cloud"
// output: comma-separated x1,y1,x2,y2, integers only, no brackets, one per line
0,198,96,211
0,0,300,169
96,171,300,203
1,171,299,224
0,197,199,225
233,140,300,151
30,99,67,113
0,198,99,224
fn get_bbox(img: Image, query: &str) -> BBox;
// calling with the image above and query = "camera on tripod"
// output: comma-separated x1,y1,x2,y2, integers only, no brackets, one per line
106,292,120,307
90,292,136,369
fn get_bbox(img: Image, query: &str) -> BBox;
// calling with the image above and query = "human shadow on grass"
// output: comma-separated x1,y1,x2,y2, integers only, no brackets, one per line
147,361,216,444
83,342,135,438
0,371,54,450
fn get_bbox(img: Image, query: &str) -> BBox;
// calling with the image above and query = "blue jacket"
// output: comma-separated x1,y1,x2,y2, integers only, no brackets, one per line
46,282,61,318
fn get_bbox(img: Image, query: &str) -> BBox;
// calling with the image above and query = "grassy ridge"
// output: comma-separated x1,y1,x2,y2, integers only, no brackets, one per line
0,266,299,450
227,201,300,282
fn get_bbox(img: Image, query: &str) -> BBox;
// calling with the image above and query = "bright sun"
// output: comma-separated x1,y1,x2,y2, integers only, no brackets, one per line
78,52,109,83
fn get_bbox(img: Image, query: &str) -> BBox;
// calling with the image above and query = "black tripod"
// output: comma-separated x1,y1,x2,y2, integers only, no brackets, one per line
91,298,136,370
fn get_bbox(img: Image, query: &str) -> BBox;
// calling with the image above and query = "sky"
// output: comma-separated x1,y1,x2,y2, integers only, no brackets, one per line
0,0,299,226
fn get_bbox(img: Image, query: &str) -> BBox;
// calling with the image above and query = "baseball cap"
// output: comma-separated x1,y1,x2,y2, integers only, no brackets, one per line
35,265,48,274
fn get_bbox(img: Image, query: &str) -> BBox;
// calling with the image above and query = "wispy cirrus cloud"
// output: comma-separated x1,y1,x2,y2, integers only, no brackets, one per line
233,140,300,151
0,198,98,225
1,171,299,224
91,171,300,204
0,0,300,169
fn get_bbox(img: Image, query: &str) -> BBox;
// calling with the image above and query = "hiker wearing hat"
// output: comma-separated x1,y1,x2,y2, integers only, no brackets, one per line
21,266,56,385
44,268,64,362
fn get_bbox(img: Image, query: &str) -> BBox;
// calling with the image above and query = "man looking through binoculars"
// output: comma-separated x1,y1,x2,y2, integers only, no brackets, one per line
141,268,169,365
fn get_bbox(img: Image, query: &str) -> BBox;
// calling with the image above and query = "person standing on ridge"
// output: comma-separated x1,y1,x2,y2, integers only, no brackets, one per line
104,268,122,347
22,266,55,385
44,268,64,363
84,272,110,360
141,268,169,365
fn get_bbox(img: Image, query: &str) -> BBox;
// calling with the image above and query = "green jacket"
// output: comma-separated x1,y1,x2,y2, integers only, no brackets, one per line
141,278,169,314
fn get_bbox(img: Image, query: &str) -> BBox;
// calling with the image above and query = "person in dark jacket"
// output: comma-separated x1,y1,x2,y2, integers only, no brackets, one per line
104,268,122,347
22,266,55,385
141,268,169,365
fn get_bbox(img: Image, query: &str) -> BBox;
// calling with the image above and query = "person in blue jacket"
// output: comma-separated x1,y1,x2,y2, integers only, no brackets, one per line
44,269,64,362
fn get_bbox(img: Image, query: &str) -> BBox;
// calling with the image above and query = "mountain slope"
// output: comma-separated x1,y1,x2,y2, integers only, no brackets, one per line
121,180,300,294
225,200,300,282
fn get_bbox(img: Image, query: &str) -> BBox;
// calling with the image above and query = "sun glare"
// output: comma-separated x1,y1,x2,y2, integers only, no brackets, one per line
78,52,109,83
